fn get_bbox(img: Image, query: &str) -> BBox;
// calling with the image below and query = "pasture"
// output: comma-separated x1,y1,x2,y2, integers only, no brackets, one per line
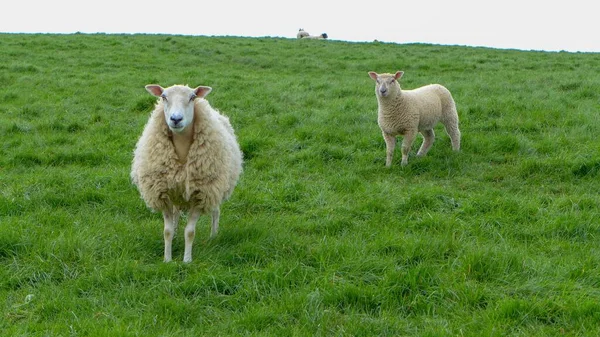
1,33,599,336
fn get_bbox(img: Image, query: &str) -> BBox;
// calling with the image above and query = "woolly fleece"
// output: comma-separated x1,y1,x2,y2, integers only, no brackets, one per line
131,95,242,214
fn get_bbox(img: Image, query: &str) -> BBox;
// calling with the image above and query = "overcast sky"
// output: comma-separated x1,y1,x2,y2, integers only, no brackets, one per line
1,0,598,53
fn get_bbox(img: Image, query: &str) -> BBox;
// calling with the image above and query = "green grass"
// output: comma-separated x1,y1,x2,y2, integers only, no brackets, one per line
1,33,600,336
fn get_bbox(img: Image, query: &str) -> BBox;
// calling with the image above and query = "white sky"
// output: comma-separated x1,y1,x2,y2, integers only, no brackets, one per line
1,0,598,53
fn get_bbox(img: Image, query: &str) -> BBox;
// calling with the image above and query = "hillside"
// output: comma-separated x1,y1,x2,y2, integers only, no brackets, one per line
1,33,600,336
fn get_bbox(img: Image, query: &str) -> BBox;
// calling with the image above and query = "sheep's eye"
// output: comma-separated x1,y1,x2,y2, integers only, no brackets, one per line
189,94,197,102
390,79,395,83
161,94,168,102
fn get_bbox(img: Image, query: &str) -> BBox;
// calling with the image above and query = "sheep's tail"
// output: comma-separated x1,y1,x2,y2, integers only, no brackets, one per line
438,85,461,151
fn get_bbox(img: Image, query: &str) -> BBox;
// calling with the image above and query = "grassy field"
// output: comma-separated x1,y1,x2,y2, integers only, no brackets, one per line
1,33,599,336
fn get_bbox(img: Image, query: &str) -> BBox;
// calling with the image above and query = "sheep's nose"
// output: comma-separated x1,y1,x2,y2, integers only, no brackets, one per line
170,115,183,125
379,88,387,95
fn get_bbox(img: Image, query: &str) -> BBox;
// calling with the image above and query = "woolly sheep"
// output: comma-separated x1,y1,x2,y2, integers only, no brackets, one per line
304,33,328,39
368,71,461,167
297,28,309,39
131,84,243,263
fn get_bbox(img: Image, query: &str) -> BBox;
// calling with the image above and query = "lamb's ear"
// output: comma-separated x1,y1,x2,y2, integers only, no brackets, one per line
394,71,404,80
368,72,378,81
194,86,212,99
145,85,164,97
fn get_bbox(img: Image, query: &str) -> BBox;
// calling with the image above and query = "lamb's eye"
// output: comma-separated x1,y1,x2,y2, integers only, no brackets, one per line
189,94,197,102
161,94,168,102
390,79,395,83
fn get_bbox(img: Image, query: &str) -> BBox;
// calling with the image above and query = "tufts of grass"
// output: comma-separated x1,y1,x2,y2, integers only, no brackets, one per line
1,33,600,336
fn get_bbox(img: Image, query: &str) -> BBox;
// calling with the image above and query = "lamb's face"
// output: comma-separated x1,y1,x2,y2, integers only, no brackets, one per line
368,71,404,98
145,84,213,133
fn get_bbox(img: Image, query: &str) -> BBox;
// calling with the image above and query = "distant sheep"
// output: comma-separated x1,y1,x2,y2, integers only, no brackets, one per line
368,71,461,167
131,84,243,262
297,28,309,39
304,33,328,39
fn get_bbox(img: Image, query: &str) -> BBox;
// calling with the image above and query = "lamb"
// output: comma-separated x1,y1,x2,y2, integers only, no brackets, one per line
131,84,243,263
297,28,309,39
368,71,461,167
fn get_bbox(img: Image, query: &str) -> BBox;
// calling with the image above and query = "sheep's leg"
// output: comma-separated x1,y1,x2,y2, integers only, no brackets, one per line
163,208,176,263
400,130,418,166
183,208,202,263
172,206,180,234
382,132,396,167
417,129,435,157
210,208,220,239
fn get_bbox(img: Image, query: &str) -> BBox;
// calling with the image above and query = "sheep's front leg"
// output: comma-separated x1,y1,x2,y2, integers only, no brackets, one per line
162,207,178,263
183,208,202,263
382,132,396,167
417,129,435,157
210,207,220,238
401,130,418,166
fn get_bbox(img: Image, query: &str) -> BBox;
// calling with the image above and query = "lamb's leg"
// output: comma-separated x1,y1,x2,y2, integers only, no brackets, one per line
210,207,220,238
382,132,396,167
401,130,418,166
163,208,176,262
417,129,435,157
183,208,202,263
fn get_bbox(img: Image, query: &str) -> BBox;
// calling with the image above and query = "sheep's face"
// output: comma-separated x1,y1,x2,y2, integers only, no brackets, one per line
145,84,213,133
368,71,403,98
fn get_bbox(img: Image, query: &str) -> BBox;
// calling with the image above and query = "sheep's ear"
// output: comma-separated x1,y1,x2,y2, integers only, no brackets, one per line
394,71,404,80
145,85,164,97
194,86,212,99
368,72,378,81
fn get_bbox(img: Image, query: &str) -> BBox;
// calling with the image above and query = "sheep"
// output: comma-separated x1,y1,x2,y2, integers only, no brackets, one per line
368,71,461,167
304,33,328,39
131,84,243,263
297,28,309,39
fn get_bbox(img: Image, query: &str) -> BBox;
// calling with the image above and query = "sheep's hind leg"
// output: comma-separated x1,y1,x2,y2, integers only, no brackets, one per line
417,129,435,157
162,207,177,262
400,130,418,166
183,208,202,263
172,207,180,232
210,208,220,239
382,132,396,167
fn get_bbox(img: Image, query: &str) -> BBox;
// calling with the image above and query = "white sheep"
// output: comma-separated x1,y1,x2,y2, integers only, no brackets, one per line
131,84,243,263
297,28,310,39
304,33,328,39
368,71,461,167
